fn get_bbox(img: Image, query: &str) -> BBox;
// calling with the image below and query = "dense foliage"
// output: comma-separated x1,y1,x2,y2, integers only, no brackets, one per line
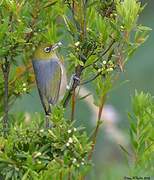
128,92,154,175
0,106,91,179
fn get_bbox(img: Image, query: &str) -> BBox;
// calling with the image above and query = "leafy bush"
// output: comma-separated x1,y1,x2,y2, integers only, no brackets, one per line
128,91,154,175
119,91,154,177
0,107,91,179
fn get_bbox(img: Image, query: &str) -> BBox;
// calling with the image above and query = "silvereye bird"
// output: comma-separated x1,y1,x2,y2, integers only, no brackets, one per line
32,42,67,127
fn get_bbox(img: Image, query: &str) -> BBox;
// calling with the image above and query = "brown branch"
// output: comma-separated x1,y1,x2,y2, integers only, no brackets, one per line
71,89,76,121
63,0,89,107
79,175,84,180
88,94,106,160
72,0,75,15
68,168,72,180
60,171,63,180
1,58,10,136
63,65,84,107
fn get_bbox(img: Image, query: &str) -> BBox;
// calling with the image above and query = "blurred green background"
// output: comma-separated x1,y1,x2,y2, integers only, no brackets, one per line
12,0,154,179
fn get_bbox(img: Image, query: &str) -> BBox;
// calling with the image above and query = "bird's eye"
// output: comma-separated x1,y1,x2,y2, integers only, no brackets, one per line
44,47,51,53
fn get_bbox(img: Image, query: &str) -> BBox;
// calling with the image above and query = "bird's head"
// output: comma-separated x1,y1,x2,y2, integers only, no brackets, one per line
33,42,62,61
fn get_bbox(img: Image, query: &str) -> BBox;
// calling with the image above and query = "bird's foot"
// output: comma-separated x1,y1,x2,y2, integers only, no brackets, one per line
66,74,80,90
45,115,53,129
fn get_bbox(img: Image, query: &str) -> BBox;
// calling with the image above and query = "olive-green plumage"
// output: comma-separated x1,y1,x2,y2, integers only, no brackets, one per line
33,44,57,61
32,44,67,120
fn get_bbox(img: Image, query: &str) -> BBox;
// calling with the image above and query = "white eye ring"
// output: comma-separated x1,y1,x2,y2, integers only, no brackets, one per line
44,47,51,53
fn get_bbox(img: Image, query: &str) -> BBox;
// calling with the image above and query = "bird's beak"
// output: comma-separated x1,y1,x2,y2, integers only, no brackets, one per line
51,42,62,51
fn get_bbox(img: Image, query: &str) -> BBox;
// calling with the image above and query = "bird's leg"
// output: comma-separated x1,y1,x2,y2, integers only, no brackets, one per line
73,75,80,84
45,115,54,129
45,115,50,128
45,106,53,128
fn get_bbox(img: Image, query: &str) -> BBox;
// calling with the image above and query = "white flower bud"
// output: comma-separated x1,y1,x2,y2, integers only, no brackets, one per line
66,142,70,147
23,88,27,92
40,129,44,133
103,61,107,65
68,129,72,134
73,158,77,163
75,41,80,47
68,137,73,143
109,67,113,71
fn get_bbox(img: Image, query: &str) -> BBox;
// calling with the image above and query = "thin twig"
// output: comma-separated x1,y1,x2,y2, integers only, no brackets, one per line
78,93,91,101
71,89,76,121
63,65,84,107
80,72,102,85
1,57,10,136
79,174,84,180
68,168,71,180
63,0,88,107
60,171,63,180
88,94,106,160
83,0,87,38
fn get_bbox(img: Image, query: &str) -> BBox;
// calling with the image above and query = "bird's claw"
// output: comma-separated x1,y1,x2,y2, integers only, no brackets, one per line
73,75,80,84
66,74,80,90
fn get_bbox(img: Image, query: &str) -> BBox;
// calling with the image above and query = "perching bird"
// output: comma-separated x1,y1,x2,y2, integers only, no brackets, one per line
32,42,67,127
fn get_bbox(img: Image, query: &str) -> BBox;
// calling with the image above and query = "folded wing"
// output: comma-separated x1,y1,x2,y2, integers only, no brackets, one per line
32,59,61,114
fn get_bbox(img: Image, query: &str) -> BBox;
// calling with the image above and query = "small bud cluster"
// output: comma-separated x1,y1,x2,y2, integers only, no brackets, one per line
67,128,77,134
72,157,86,168
97,60,115,74
22,83,27,92
74,41,80,52
66,128,77,147
14,82,29,95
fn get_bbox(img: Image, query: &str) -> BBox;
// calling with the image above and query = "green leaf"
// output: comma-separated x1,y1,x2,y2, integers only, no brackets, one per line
116,0,142,31
5,169,14,180
119,144,131,157
43,1,58,8
22,170,29,180
137,25,152,31
128,113,137,134
63,15,77,36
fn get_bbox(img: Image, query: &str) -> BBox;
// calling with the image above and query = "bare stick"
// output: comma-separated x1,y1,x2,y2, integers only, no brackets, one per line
63,65,84,107
80,72,102,85
71,89,76,121
1,58,10,136
88,94,106,160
